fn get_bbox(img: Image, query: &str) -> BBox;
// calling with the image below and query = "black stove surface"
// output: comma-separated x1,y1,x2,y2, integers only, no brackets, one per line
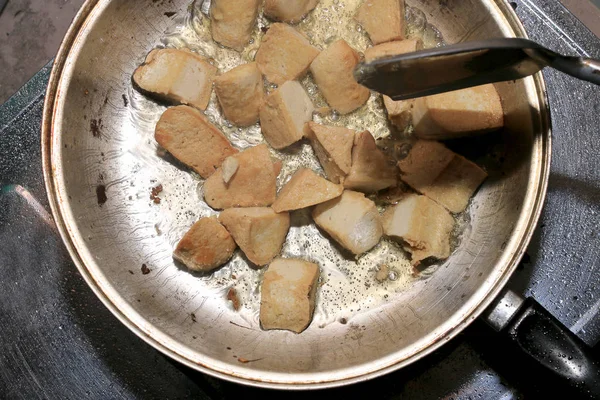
1,1,599,399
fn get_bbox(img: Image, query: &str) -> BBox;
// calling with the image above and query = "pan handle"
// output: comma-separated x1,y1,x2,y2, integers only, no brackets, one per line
483,290,600,398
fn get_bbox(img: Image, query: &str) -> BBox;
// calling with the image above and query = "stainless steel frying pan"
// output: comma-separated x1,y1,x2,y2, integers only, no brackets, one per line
41,0,594,391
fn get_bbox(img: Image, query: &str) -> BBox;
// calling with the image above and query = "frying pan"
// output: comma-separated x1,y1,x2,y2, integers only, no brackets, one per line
41,0,599,394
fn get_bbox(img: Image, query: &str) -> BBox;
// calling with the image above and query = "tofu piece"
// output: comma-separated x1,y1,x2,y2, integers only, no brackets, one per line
259,81,315,149
264,0,319,23
356,0,406,45
313,190,383,254
365,40,422,130
215,62,264,127
412,84,504,140
256,23,320,85
397,140,487,213
272,168,343,213
133,49,217,110
260,258,320,333
306,122,355,184
204,144,278,209
210,0,261,51
310,40,370,114
174,217,237,272
422,154,488,213
383,96,413,131
363,39,421,63
155,106,238,179
382,194,454,265
219,208,290,266
344,131,397,193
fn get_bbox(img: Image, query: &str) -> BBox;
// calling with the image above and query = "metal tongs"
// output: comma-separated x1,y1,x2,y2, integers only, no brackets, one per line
355,38,600,101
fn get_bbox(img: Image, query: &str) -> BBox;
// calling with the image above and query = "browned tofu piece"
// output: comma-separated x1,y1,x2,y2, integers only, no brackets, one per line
363,39,421,63
215,62,264,127
260,258,320,333
306,122,355,184
219,208,290,266
256,23,320,85
382,194,454,265
272,168,343,213
422,154,488,213
155,106,238,179
313,190,383,254
259,81,314,149
356,0,406,45
310,40,370,114
365,40,422,130
204,144,278,209
344,131,397,193
210,0,261,51
133,49,217,110
264,0,319,23
174,217,237,272
412,84,504,139
397,140,455,190
397,140,487,213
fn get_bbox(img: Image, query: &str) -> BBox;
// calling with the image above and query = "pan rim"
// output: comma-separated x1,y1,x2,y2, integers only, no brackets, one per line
41,0,551,390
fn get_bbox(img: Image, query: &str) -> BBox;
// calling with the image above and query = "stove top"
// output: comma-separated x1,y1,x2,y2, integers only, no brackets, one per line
1,1,599,398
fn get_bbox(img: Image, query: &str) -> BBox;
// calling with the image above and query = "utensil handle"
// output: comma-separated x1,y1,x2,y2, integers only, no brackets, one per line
502,297,600,398
550,56,600,85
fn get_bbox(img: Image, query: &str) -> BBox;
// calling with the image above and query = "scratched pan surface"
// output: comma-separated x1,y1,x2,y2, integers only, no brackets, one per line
42,0,550,389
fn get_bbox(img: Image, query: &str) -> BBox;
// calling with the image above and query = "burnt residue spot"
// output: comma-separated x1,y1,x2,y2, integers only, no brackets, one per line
190,312,197,323
104,96,109,105
164,11,176,17
150,184,163,204
261,26,269,33
510,2,518,10
227,288,241,311
128,270,134,275
122,94,129,107
96,185,108,206
90,119,103,138
141,263,151,275
339,318,347,325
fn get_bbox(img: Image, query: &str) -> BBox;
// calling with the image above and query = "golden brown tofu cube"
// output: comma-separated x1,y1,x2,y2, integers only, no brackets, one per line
259,81,315,149
412,84,504,140
260,258,320,333
264,0,319,23
365,40,422,131
133,49,217,110
382,194,454,265
155,106,238,179
309,39,370,114
219,208,290,266
313,190,383,255
423,154,488,213
356,0,406,45
210,0,261,51
174,217,237,272
344,131,397,193
306,122,355,184
256,23,320,85
204,144,278,209
215,62,264,127
272,168,343,213
397,140,487,213
397,140,455,191
363,39,421,63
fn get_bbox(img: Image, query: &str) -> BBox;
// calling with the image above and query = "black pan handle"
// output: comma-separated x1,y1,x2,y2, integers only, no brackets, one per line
484,290,600,398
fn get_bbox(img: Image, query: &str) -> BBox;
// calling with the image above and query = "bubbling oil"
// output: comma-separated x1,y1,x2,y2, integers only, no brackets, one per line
142,0,457,325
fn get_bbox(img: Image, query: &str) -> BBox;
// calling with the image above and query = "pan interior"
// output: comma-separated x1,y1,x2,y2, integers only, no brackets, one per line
48,0,548,386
